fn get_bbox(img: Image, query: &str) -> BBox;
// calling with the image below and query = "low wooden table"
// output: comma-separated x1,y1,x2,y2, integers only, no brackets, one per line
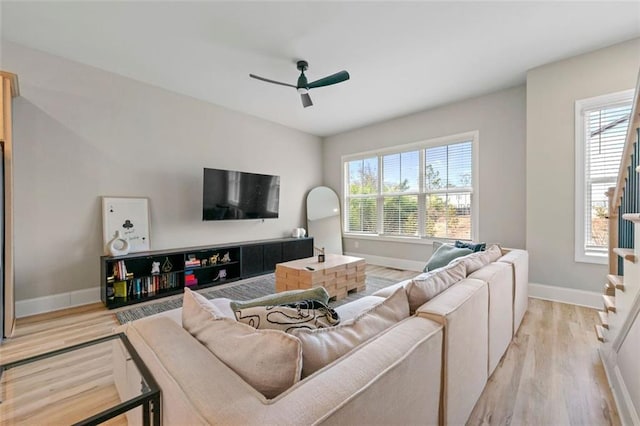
275,254,366,300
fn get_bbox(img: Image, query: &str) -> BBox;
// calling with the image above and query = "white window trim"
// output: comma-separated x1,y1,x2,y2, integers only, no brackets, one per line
341,130,479,243
574,89,633,265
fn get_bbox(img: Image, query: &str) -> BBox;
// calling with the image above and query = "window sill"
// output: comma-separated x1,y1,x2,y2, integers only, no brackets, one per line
343,233,449,246
575,252,608,265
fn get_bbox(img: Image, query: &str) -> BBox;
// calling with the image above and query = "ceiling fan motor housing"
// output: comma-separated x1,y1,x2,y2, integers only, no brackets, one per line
296,60,309,88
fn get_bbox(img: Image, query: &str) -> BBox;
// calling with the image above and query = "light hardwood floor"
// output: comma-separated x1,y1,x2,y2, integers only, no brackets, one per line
0,266,620,425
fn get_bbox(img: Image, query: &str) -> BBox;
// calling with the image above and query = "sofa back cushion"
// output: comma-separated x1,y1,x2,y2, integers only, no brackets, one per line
406,261,467,312
182,288,302,399
451,244,502,275
290,287,410,377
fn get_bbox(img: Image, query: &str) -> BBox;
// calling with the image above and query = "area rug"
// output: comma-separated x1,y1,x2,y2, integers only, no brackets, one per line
115,273,399,324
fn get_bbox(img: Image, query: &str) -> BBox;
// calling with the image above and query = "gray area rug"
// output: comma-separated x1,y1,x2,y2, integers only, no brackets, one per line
115,273,399,324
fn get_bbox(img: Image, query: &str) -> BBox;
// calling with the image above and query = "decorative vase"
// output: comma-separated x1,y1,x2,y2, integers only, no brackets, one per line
107,230,130,256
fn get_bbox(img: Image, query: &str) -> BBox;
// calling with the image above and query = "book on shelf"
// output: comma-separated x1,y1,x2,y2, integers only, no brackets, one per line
112,260,130,281
114,281,127,298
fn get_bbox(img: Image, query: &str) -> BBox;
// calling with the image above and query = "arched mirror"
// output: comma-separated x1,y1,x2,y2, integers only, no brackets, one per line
306,186,343,255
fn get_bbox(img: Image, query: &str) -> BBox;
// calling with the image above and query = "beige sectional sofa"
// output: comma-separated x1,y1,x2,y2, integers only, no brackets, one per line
115,247,528,425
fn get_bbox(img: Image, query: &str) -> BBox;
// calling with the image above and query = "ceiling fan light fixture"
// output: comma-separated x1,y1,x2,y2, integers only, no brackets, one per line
249,60,349,108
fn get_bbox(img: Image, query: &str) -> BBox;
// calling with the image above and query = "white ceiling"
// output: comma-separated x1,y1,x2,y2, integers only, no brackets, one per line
2,1,640,137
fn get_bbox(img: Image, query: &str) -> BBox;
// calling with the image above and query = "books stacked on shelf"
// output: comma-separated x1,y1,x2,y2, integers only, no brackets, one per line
185,270,198,287
112,260,128,280
185,258,201,268
111,272,181,302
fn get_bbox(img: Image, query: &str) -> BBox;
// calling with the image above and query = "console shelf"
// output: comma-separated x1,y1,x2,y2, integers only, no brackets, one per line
100,237,313,309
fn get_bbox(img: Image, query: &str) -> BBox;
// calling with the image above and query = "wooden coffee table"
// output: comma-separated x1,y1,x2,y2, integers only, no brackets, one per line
275,254,366,300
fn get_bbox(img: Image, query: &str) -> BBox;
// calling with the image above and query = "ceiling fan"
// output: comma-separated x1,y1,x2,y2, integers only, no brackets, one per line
249,60,350,108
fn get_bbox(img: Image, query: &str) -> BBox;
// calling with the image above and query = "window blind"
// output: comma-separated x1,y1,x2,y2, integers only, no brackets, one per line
344,135,476,240
584,103,630,252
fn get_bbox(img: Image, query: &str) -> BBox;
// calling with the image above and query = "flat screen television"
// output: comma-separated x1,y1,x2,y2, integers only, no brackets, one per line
202,168,280,221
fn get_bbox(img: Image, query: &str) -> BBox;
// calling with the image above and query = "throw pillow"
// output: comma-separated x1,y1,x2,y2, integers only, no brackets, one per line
486,244,503,262
181,288,302,399
290,287,410,377
229,287,330,311
455,240,486,252
424,244,472,272
406,261,467,313
234,300,340,333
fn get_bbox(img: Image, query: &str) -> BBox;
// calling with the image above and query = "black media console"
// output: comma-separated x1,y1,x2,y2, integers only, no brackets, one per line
100,237,313,309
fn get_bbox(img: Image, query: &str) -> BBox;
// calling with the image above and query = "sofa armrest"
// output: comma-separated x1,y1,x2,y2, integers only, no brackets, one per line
497,249,529,334
415,278,488,426
468,262,513,375
123,315,443,425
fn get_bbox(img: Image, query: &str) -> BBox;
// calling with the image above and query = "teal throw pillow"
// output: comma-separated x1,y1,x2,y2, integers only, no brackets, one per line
229,286,330,311
424,244,472,272
455,240,486,252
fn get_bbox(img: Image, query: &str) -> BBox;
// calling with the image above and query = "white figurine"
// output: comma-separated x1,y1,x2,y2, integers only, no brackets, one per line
151,261,160,275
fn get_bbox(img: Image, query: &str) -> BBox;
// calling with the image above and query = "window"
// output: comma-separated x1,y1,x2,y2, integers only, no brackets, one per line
575,90,633,264
344,132,478,242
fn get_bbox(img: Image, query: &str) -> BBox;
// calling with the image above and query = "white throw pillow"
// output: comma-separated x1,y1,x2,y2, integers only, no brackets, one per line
290,287,410,377
406,261,467,312
235,300,340,332
181,288,302,399
486,244,502,262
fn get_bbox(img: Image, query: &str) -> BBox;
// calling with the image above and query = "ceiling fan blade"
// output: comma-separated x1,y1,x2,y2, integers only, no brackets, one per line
301,93,313,108
249,74,297,88
307,70,350,89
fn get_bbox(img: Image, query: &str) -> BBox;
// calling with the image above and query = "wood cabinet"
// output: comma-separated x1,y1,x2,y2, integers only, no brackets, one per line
100,237,313,309
0,71,18,339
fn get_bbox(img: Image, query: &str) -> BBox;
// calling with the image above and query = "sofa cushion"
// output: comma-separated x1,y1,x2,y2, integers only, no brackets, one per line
290,287,410,377
424,244,472,272
454,240,486,252
334,295,386,320
371,279,412,299
451,244,502,275
229,287,330,311
406,261,467,312
181,288,302,399
234,300,340,332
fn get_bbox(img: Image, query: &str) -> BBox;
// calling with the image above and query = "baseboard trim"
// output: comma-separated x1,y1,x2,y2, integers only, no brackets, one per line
15,287,101,318
344,252,424,272
528,282,601,309
599,347,640,426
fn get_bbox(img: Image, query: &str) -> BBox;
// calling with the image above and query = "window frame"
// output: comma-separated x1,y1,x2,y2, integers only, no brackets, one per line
574,89,633,264
342,131,479,244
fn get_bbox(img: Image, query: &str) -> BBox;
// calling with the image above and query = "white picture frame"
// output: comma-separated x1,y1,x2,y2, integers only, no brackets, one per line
102,196,151,255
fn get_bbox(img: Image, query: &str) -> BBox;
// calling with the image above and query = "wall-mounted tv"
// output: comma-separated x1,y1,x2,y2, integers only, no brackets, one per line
203,168,280,221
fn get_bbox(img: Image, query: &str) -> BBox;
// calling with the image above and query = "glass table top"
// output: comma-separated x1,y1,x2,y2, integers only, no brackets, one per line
0,333,159,426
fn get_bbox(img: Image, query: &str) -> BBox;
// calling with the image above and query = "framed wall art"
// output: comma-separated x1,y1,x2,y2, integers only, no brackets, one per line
102,196,151,255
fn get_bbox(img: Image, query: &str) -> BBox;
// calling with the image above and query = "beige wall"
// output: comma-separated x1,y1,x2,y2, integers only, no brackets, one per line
3,41,322,301
526,38,640,293
323,86,526,264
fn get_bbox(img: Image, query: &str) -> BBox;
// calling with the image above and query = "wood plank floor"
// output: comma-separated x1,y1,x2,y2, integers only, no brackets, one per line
0,266,620,425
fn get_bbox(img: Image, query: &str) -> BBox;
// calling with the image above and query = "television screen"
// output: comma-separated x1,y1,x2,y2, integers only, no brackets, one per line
203,168,280,221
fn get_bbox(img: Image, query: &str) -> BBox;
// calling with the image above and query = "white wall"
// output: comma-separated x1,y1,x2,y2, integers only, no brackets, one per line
2,41,322,303
323,86,526,265
526,38,640,293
